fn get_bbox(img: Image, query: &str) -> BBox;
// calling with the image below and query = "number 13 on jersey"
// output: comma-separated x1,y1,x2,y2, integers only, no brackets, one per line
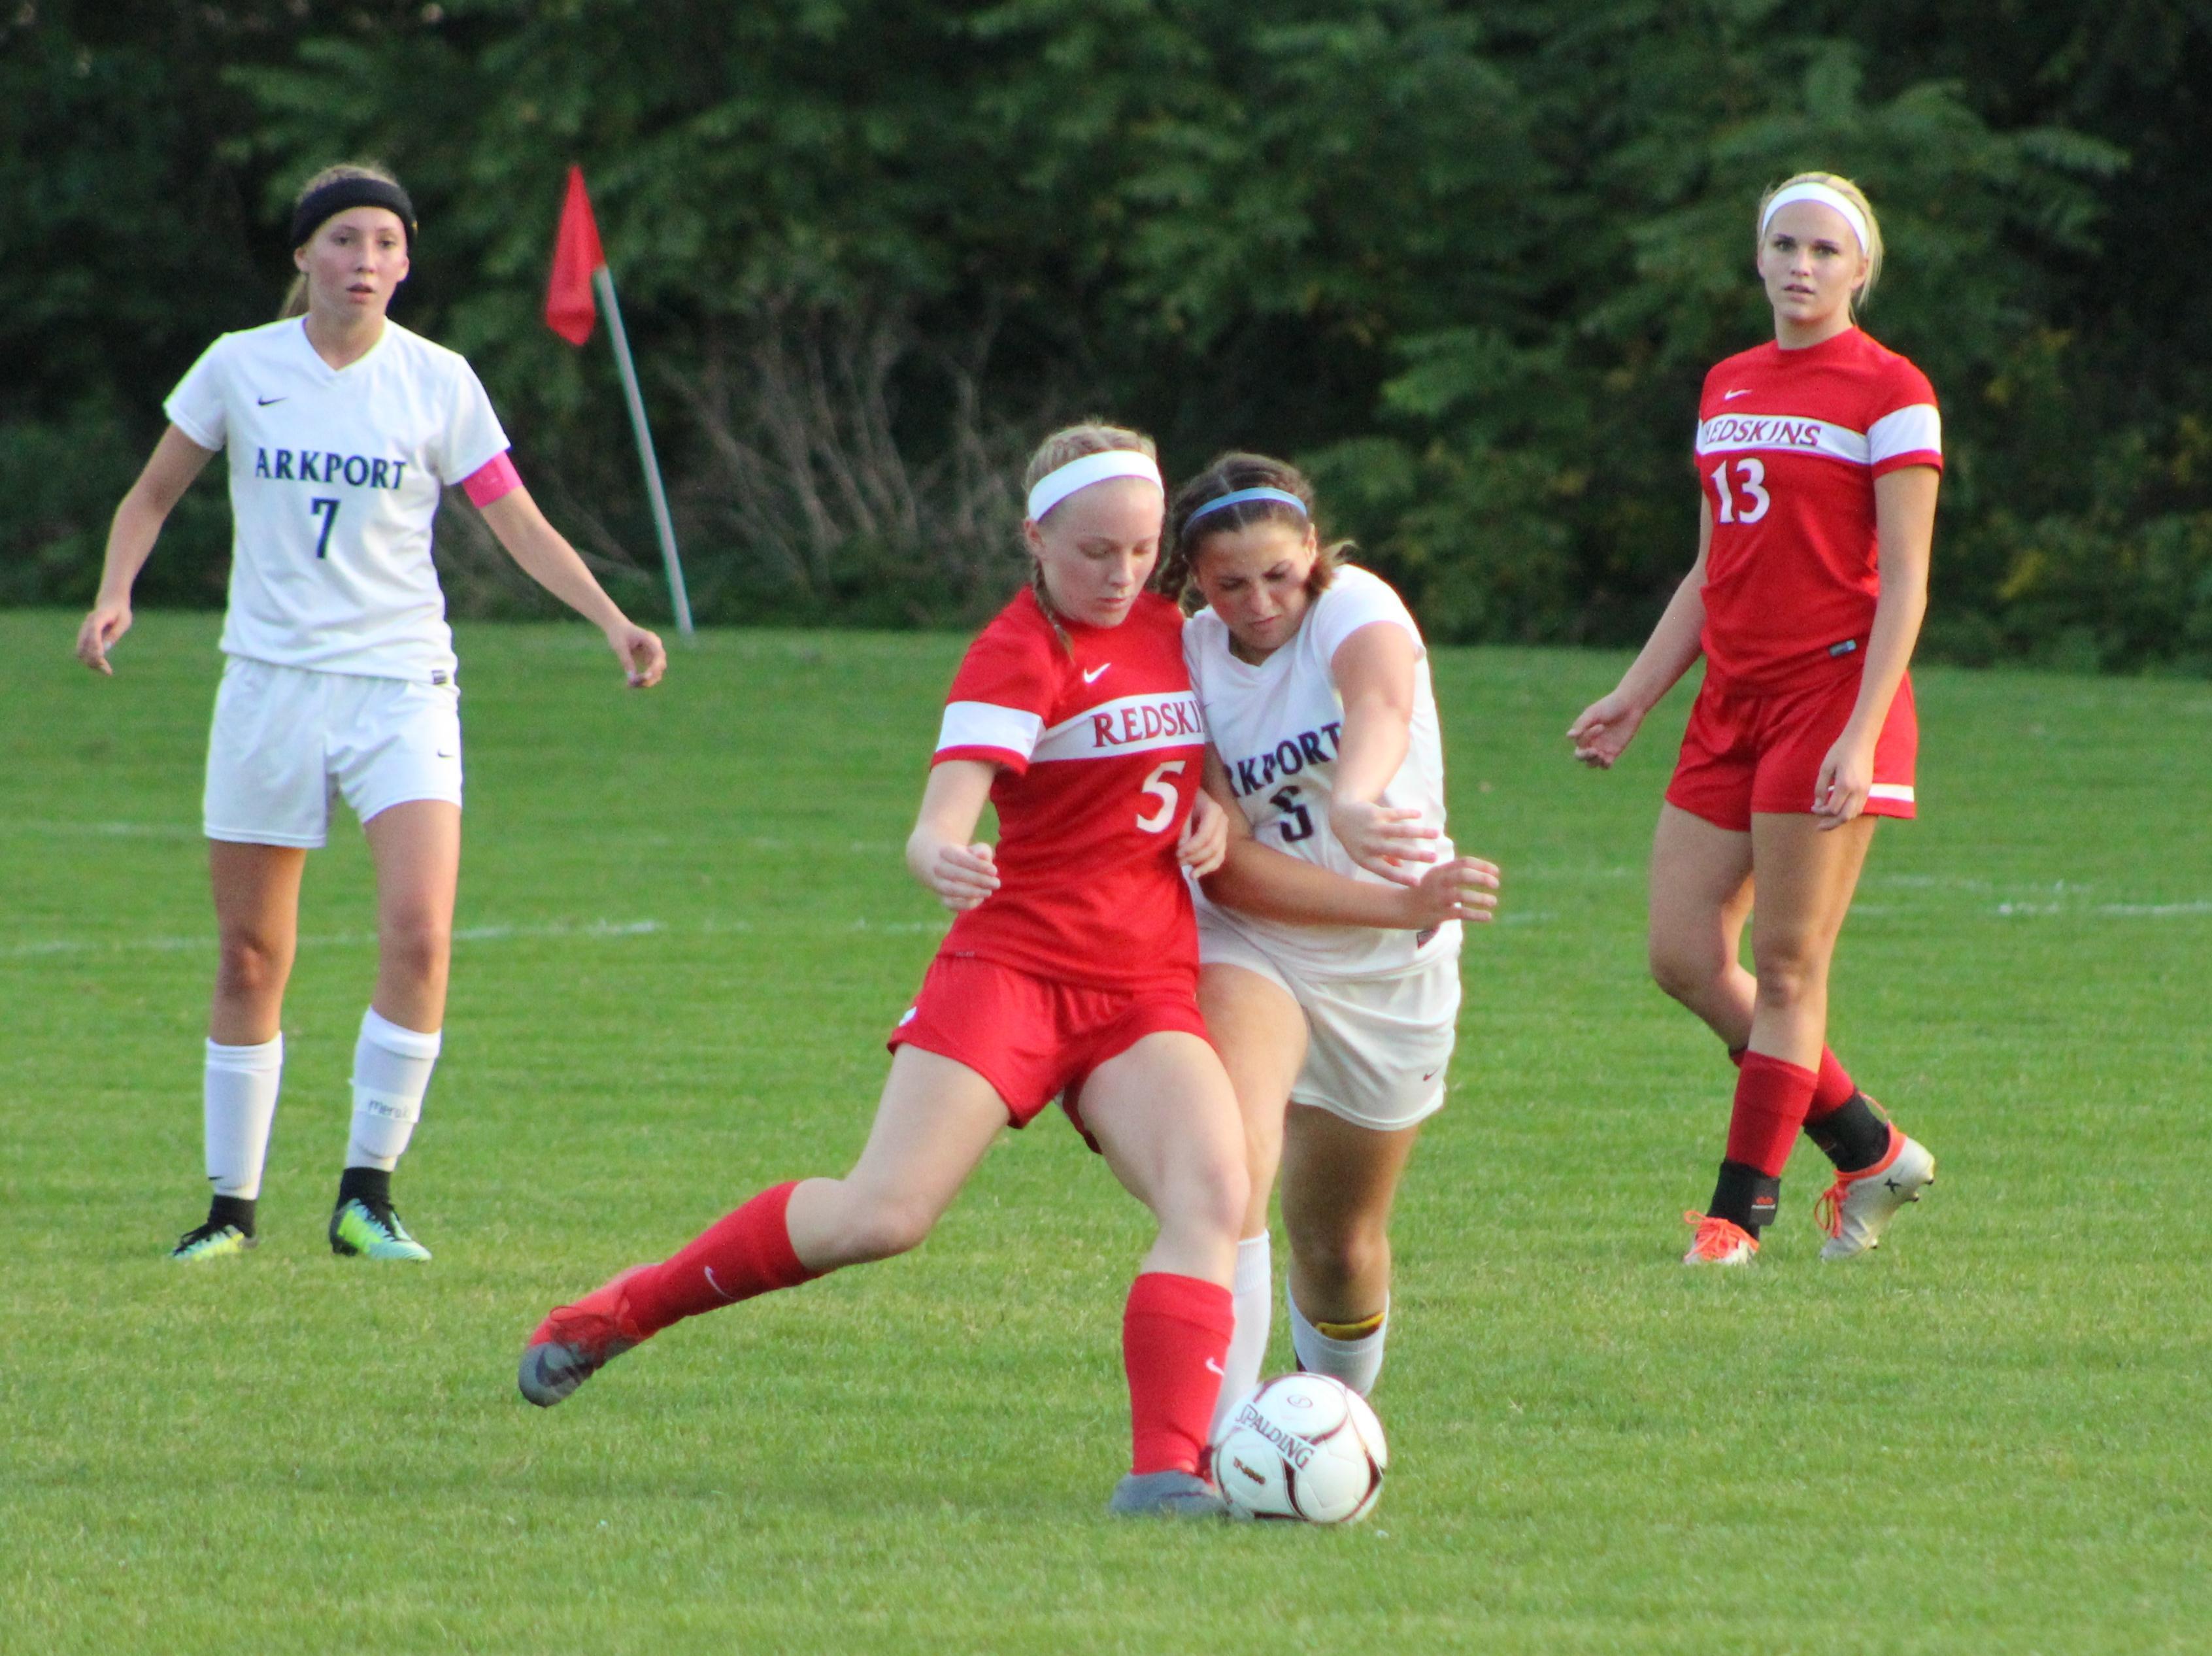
1709,457,1769,524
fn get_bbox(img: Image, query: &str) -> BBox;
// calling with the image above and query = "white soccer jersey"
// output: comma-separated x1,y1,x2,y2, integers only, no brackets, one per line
164,317,511,681
1186,564,1457,977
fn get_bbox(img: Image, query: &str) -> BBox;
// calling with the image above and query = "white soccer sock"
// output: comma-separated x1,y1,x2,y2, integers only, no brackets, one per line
1288,1291,1390,1397
1211,1232,1275,1442
205,1035,283,1199
344,1008,442,1172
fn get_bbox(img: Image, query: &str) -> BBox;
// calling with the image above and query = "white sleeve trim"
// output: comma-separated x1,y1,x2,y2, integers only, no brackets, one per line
1867,403,1941,465
937,700,1043,760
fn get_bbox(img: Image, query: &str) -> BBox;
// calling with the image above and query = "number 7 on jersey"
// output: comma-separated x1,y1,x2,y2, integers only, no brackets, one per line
309,496,341,559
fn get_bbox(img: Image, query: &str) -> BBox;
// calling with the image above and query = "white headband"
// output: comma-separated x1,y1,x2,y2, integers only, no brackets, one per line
1760,182,1869,254
1026,450,1163,523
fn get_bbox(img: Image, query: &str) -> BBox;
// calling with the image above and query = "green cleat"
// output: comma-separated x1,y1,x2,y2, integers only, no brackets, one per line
329,1196,432,1261
169,1220,256,1262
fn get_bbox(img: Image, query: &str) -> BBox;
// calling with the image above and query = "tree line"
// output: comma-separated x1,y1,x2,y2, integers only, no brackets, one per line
5,1,2208,671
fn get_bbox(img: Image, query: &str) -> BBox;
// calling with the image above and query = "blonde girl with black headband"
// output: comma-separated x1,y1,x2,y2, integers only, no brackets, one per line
76,162,667,1264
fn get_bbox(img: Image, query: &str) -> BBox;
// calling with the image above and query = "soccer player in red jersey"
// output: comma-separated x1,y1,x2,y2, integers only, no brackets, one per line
518,424,1251,1516
1567,173,1941,1264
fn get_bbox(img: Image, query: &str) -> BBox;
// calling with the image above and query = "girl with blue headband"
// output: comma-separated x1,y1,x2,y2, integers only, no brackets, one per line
1161,453,1500,1435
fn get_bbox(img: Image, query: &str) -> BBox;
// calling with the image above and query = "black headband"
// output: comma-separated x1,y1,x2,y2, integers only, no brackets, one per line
290,177,417,250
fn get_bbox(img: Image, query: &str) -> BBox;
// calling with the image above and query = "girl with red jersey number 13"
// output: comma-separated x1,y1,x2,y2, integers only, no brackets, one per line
1567,172,1941,1265
75,163,665,1267
520,424,1252,1519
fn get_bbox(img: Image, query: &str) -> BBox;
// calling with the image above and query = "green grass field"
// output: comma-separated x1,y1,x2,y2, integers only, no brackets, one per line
5,611,2208,1654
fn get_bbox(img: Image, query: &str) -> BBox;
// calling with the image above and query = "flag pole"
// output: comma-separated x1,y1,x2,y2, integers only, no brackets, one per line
591,265,693,637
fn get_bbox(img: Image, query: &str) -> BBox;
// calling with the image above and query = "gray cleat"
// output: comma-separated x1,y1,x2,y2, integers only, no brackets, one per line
1107,1470,1230,1518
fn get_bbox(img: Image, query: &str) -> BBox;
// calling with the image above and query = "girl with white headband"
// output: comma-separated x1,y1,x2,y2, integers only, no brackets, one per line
1567,170,1942,1265
521,423,1252,1518
75,161,666,1266
1158,452,1500,1433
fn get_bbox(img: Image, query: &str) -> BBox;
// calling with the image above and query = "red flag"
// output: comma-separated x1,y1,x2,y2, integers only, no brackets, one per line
545,165,605,346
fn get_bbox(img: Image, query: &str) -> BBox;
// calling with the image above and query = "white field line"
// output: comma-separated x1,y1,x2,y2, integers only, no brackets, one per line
0,913,952,961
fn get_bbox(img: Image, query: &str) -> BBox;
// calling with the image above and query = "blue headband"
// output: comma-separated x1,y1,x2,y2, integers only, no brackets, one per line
1184,486,1309,530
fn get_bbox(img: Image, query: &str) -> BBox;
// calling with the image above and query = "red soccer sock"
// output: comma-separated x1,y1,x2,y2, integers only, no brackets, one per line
1724,1053,1820,1178
624,1181,821,1338
1123,1271,1235,1478
1805,1047,1858,1119
1732,1043,1856,1119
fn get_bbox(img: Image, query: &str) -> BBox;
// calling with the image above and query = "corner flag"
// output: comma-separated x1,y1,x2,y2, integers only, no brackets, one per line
543,165,693,635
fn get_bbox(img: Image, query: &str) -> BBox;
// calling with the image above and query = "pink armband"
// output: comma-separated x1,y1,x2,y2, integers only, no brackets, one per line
461,450,522,507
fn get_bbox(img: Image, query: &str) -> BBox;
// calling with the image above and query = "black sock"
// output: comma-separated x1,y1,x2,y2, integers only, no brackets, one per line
1804,1092,1890,1173
1707,1160,1781,1235
209,1193,257,1238
337,1166,392,1209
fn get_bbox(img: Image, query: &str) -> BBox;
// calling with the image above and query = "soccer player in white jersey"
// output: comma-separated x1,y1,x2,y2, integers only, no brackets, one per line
1567,172,1941,1264
75,162,666,1264
1159,453,1500,1428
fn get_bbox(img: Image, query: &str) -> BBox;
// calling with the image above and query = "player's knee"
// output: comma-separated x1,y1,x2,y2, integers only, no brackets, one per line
380,910,451,987
215,929,288,1000
1294,1222,1385,1296
1648,936,1722,1005
838,1198,938,1264
1752,949,1824,1011
1165,1147,1247,1243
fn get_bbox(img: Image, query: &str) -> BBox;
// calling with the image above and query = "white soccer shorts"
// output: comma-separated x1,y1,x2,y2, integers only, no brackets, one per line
1198,919,1461,1132
203,657,463,848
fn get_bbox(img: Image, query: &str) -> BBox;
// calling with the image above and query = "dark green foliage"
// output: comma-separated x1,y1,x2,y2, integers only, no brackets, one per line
6,1,2208,666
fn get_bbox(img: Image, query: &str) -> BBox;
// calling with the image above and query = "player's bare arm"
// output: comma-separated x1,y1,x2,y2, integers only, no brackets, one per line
476,486,666,687
1568,500,1713,768
1325,620,1438,882
1199,750,1497,929
75,426,216,675
904,758,1001,912
1813,464,1937,828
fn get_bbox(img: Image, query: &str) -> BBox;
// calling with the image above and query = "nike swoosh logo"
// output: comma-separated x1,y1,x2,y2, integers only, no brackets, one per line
1722,390,1751,400
1082,663,1110,683
435,749,456,759
704,1266,732,1302
258,395,288,406
1205,1358,1224,1376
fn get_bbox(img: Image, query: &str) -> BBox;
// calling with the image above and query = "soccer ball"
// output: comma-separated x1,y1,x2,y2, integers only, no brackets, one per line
1211,1374,1388,1524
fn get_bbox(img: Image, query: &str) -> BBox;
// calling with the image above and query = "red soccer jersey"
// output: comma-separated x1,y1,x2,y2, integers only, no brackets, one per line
931,588,1207,994
1694,328,1942,690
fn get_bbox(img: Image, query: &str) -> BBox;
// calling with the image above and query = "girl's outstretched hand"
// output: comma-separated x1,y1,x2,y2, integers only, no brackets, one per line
606,620,667,688
1401,856,1501,928
76,601,133,675
917,841,1000,913
1567,690,1645,769
1177,790,1229,878
1329,798,1441,885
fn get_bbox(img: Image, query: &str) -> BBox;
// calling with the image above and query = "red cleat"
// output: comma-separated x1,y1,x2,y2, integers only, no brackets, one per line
517,1265,650,1407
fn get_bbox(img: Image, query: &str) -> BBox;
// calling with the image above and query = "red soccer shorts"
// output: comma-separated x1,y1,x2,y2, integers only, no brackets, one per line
1666,664,1917,832
886,953,1211,1135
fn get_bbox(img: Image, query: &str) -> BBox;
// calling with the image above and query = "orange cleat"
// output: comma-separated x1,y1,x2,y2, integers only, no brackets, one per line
517,1265,651,1406
1681,1211,1758,1266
